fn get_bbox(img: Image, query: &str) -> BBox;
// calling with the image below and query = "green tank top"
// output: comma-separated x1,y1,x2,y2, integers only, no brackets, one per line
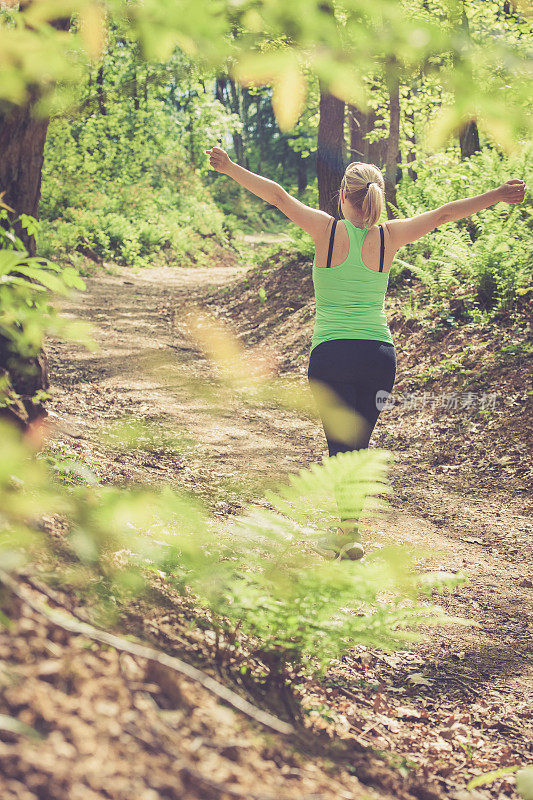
310,219,394,352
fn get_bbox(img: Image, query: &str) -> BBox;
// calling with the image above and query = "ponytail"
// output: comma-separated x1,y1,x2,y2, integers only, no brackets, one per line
338,163,385,227
362,182,383,228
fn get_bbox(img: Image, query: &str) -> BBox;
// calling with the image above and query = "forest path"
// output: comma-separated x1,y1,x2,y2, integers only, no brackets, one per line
241,231,291,245
46,263,532,800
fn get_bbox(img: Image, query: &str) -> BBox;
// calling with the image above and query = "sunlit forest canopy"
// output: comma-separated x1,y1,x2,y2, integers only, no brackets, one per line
0,0,531,150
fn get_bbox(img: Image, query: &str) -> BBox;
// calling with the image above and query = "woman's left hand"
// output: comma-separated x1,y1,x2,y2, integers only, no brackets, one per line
206,146,232,174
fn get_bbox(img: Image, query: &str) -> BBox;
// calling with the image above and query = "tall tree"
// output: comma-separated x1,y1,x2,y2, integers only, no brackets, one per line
0,95,52,423
227,79,245,166
317,88,345,216
0,98,49,257
383,70,400,216
0,7,72,254
96,65,107,116
455,5,481,160
348,105,367,161
404,88,418,180
348,98,387,168
0,9,71,424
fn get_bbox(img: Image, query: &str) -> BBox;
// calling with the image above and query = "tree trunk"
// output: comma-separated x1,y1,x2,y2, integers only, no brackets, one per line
405,89,418,180
297,154,307,195
227,78,245,165
132,66,139,112
5,4,72,184
456,7,481,161
406,147,417,181
384,73,400,217
0,10,70,428
348,105,366,161
0,102,51,426
317,87,345,217
348,104,385,166
215,78,225,104
96,65,106,115
459,119,481,159
242,88,250,170
0,102,50,256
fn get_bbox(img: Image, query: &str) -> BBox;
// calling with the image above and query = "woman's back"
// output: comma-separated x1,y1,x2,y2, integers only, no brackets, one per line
311,219,393,352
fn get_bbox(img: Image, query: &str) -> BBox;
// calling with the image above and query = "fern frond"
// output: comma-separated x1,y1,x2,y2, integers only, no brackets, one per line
264,448,392,527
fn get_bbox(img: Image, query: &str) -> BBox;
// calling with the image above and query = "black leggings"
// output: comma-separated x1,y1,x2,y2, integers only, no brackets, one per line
307,338,397,458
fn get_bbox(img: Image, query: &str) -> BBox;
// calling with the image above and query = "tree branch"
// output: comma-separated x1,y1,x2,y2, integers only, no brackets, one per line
0,569,293,736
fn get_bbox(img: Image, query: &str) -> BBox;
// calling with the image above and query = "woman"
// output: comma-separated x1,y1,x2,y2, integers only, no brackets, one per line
206,145,525,559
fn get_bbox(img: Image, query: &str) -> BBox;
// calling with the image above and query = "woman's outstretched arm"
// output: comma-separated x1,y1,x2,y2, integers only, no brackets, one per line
386,179,526,251
206,146,332,240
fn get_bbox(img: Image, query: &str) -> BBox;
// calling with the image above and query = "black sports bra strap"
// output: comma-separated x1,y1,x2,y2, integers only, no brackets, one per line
326,219,337,268
378,224,385,272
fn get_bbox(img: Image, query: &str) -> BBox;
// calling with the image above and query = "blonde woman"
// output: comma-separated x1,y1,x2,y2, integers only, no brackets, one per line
207,146,525,559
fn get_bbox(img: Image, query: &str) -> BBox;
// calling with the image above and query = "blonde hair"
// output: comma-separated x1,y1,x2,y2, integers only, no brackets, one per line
338,162,385,228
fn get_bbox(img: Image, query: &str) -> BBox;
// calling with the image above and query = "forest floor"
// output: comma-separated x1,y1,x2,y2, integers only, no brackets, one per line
1,248,531,800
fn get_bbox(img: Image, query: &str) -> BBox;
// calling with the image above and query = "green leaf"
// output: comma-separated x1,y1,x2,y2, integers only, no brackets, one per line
0,609,12,628
0,250,27,276
8,265,69,294
19,213,40,237
517,767,533,800
61,267,86,291
0,275,47,291
467,766,521,790
0,714,43,740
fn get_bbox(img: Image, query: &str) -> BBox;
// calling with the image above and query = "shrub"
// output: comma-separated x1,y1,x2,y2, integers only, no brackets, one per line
392,143,532,314
0,211,89,363
39,109,233,269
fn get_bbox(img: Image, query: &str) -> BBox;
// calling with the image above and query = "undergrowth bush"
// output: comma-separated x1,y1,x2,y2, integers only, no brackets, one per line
38,70,237,269
39,168,230,269
208,174,285,235
391,143,532,316
184,449,465,685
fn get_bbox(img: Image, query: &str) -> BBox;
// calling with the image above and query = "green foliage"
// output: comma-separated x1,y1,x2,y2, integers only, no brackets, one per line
37,37,239,268
1,0,531,149
40,150,230,269
0,714,42,741
184,449,466,678
517,767,533,800
286,224,316,259
1,418,466,676
391,143,533,314
208,175,284,235
0,212,91,410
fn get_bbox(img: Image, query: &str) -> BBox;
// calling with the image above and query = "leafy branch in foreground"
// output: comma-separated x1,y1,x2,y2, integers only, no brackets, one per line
0,210,94,426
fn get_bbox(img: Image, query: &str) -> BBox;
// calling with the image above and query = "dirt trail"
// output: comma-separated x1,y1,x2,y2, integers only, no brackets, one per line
46,263,532,799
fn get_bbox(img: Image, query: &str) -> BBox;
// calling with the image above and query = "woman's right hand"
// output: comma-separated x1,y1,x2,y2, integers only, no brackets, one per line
497,179,526,204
